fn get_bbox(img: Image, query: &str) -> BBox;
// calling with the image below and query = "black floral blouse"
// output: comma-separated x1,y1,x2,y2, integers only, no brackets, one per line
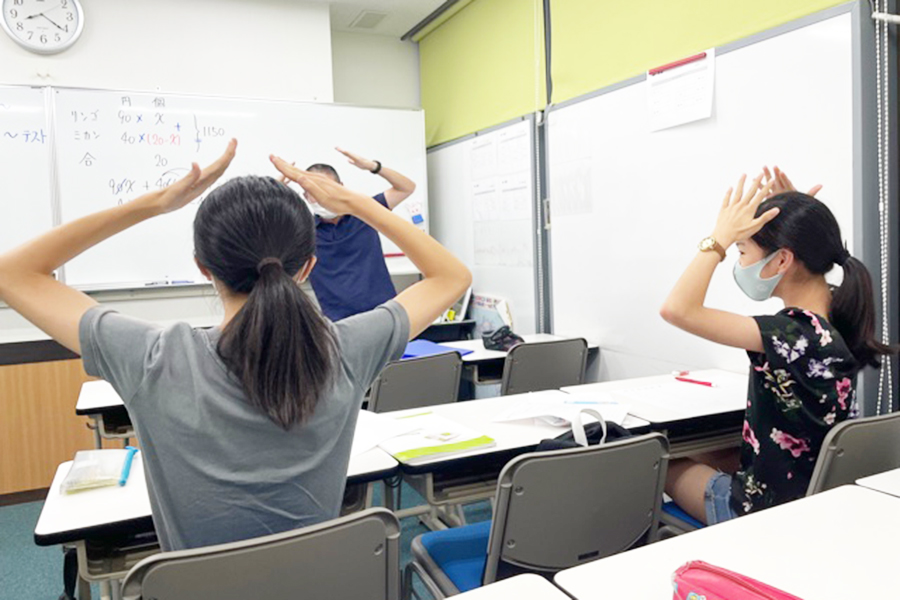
731,308,858,515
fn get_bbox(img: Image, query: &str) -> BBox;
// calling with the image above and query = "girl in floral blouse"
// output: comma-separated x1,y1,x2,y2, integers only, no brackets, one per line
660,167,897,524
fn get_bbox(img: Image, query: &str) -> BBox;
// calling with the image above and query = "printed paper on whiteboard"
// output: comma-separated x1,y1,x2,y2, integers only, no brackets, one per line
647,48,715,132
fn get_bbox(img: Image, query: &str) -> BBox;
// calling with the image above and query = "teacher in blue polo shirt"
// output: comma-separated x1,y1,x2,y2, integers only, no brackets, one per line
303,147,417,321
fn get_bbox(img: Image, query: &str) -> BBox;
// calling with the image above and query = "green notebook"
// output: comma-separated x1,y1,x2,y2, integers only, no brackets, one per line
378,412,496,465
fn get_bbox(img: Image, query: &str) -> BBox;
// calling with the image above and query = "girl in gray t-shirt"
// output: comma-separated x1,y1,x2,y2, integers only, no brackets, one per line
0,140,471,550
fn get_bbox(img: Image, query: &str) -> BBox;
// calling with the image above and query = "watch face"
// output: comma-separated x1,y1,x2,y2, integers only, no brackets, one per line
2,0,83,54
699,237,714,251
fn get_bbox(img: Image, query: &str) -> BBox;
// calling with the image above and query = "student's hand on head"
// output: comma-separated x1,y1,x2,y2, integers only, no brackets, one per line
762,165,823,198
270,154,369,216
335,147,377,172
152,139,237,214
712,173,779,248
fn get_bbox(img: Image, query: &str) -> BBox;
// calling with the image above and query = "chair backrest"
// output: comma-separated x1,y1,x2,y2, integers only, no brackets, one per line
368,352,462,413
807,410,900,495
483,433,669,584
121,508,401,600
500,338,588,396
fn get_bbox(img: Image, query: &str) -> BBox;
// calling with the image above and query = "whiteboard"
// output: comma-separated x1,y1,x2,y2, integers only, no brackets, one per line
428,118,537,334
53,89,428,289
0,86,52,255
548,11,856,379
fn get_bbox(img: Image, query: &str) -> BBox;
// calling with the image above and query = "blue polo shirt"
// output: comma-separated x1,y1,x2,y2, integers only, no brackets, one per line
311,193,397,321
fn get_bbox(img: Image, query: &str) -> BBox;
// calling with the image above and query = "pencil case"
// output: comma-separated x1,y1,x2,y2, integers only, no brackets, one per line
673,561,804,600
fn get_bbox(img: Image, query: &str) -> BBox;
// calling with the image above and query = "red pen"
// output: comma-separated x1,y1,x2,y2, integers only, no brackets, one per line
675,376,717,388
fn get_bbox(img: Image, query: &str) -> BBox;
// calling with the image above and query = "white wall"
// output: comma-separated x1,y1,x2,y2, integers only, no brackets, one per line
0,0,333,102
331,31,420,108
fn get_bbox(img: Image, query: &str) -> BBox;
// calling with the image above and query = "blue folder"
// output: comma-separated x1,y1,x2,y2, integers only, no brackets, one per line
402,340,474,360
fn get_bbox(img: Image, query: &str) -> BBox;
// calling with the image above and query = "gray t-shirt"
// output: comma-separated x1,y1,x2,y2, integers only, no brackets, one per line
79,300,409,551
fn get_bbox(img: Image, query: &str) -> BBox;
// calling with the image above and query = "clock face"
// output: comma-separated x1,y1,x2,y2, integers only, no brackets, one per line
2,0,83,54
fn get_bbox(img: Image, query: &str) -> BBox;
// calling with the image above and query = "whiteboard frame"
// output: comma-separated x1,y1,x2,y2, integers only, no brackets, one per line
20,84,426,293
427,113,542,333
542,1,896,410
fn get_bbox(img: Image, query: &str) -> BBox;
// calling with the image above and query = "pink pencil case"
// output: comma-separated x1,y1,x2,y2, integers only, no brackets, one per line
673,561,804,600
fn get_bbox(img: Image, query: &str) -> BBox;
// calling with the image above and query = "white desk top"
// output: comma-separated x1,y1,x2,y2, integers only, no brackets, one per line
381,393,650,468
442,334,577,363
555,486,900,599
34,442,397,544
857,468,900,498
452,574,569,600
76,380,124,414
562,369,748,425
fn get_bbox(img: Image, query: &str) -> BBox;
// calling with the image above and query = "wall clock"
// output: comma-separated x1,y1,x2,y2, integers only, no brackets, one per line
2,0,84,54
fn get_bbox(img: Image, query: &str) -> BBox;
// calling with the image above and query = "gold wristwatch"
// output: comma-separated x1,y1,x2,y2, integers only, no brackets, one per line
698,236,727,262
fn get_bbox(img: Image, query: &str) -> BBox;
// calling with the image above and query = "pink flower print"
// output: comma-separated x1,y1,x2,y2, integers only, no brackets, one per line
743,420,760,455
836,378,852,410
824,411,837,425
787,472,793,480
770,428,811,458
754,361,770,374
803,310,833,346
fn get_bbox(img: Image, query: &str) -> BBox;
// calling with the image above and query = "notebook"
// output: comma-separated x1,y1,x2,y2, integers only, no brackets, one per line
402,339,474,360
378,412,496,465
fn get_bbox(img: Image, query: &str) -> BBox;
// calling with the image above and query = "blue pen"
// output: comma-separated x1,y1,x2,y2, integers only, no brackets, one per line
171,280,194,285
119,446,139,486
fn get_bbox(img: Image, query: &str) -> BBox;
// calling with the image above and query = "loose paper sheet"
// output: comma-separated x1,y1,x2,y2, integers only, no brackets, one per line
492,390,631,427
648,48,716,132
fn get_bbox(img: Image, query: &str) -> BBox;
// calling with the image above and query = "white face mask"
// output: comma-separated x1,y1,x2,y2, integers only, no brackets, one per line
733,251,784,301
305,200,340,220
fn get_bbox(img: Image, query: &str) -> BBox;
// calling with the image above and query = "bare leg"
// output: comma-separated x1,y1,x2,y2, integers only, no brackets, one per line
665,458,719,525
690,448,741,474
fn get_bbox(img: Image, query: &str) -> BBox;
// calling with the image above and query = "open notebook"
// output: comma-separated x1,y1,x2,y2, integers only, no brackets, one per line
378,412,495,465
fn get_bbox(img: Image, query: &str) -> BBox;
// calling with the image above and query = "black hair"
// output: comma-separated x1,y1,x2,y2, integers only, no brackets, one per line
306,163,341,183
753,192,897,369
194,176,337,429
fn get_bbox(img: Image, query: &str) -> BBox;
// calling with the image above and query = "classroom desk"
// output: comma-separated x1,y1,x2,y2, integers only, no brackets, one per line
857,467,900,498
381,393,650,528
76,380,133,448
34,444,399,599
562,369,748,459
451,574,569,600
554,485,900,599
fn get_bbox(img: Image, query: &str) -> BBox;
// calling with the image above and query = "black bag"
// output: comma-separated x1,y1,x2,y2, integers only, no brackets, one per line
536,408,632,452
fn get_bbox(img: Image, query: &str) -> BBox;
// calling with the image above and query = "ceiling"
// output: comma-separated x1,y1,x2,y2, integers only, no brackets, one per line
307,0,448,38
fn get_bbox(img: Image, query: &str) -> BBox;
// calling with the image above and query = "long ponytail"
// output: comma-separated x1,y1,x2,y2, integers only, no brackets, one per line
194,176,337,429
753,192,898,370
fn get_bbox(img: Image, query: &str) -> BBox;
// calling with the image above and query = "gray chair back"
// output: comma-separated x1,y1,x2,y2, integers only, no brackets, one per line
369,352,462,413
807,410,900,495
121,508,400,600
483,433,669,584
501,338,588,396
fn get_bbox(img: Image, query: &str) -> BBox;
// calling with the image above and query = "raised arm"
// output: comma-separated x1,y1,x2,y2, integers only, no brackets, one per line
659,173,778,353
336,147,416,209
272,156,469,338
0,140,237,354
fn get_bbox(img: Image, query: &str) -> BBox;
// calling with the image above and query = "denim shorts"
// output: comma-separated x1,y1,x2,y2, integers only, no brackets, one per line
704,472,740,525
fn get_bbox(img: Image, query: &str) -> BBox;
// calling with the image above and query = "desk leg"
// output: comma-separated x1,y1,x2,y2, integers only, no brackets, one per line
88,417,103,449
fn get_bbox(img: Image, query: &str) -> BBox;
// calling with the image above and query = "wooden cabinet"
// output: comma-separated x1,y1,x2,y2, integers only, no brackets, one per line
0,359,102,495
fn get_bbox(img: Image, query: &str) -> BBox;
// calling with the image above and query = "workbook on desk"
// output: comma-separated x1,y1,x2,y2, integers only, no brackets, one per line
492,390,631,427
378,412,495,465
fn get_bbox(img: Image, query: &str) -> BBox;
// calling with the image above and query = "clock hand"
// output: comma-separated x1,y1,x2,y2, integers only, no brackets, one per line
40,13,65,31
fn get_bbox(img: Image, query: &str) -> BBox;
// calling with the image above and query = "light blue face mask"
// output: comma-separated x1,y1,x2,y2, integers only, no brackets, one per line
733,252,784,301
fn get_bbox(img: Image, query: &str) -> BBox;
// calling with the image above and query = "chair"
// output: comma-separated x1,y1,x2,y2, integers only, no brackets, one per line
807,410,900,495
500,338,588,396
369,352,463,413
405,433,669,598
120,508,401,600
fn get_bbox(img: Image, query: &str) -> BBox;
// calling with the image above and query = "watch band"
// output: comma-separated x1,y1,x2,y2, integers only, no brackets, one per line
703,238,727,262
370,160,382,174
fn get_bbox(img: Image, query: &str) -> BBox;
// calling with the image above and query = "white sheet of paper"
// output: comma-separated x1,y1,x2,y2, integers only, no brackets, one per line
648,48,715,132
350,410,419,457
615,377,746,422
492,390,631,427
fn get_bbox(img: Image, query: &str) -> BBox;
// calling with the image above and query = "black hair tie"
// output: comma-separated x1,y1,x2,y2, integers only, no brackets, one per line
836,249,851,266
256,257,283,273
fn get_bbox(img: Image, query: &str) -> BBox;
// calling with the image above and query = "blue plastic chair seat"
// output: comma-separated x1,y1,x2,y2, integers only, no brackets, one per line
662,501,705,529
418,520,492,593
